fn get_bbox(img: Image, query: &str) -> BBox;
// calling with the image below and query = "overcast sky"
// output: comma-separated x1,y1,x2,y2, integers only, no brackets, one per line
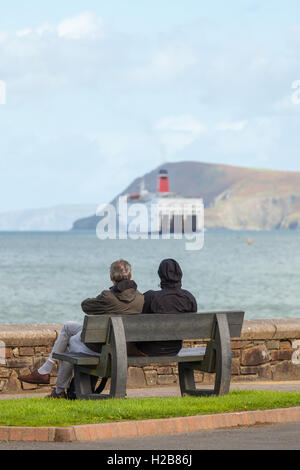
1,0,300,212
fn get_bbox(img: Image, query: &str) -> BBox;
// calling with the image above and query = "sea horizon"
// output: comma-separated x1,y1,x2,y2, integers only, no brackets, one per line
0,230,299,325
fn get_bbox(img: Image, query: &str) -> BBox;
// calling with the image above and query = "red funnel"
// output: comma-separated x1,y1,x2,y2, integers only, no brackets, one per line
158,170,170,193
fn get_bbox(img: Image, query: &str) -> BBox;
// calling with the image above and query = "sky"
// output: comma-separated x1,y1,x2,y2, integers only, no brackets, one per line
1,0,300,212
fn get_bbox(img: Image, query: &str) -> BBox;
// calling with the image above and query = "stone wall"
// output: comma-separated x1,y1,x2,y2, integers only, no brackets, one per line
1,319,300,394
0,325,61,394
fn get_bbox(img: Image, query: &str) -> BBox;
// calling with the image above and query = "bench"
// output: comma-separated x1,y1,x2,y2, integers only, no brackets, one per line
53,311,244,400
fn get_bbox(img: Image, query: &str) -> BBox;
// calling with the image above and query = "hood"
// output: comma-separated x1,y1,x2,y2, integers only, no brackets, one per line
110,280,139,303
158,259,183,289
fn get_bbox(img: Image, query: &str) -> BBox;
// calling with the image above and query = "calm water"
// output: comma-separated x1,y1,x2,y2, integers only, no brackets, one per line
0,230,299,324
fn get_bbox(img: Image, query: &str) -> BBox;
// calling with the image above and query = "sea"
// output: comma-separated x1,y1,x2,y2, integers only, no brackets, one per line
0,230,299,325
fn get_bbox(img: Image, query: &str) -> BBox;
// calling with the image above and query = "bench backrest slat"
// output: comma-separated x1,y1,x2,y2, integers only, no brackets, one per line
81,311,244,344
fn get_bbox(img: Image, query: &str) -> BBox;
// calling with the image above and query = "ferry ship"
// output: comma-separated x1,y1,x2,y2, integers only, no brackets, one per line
120,170,204,235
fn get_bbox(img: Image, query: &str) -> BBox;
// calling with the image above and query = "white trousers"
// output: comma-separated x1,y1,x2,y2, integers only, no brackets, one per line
49,321,98,389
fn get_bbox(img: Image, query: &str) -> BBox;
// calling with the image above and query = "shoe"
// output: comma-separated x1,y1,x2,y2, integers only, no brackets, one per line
47,389,67,399
18,370,50,385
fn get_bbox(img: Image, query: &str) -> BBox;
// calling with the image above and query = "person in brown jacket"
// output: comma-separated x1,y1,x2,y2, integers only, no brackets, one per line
19,260,144,398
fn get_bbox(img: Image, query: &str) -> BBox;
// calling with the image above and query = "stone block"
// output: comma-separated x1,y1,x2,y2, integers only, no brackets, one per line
271,350,293,362
272,361,300,381
35,347,47,355
257,363,272,380
240,366,259,375
231,358,240,375
0,367,10,378
5,348,12,359
6,358,33,369
12,348,19,357
157,367,173,375
22,382,38,391
194,371,204,383
266,340,280,350
19,367,31,376
241,320,276,340
271,320,300,340
157,375,177,385
280,341,291,349
19,347,35,356
0,380,7,392
145,370,157,386
292,349,300,365
127,367,146,388
202,373,216,385
241,345,270,366
292,340,300,350
232,350,240,358
230,341,253,350
33,357,48,370
0,325,60,347
3,371,22,393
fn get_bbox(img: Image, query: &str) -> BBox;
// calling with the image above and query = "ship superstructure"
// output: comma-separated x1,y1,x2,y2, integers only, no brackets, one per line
123,170,204,234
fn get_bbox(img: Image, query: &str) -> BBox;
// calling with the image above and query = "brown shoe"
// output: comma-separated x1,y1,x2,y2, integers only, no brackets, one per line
47,389,66,399
18,370,50,385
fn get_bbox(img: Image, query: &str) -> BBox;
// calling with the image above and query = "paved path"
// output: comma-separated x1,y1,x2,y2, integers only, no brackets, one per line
1,382,300,451
0,422,299,450
1,381,300,400
0,381,300,400
130,381,300,397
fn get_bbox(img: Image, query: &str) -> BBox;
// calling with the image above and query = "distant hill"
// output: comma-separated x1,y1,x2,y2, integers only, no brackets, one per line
0,204,97,231
73,162,300,231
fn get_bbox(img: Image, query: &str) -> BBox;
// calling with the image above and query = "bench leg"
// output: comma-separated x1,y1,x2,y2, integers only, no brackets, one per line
179,364,216,397
109,317,128,399
73,368,111,400
179,314,232,397
71,318,128,400
213,313,232,396
178,363,196,396
73,365,93,399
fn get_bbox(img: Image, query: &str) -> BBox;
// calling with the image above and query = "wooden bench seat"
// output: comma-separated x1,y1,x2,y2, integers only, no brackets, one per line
54,346,207,367
53,311,244,400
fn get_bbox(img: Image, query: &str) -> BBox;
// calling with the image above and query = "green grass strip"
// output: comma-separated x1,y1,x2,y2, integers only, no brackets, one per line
0,390,300,427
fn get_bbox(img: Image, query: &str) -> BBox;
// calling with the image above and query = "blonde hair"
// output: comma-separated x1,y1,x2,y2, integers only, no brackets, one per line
110,259,132,282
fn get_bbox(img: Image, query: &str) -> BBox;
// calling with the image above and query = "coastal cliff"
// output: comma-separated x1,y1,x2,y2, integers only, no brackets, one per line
73,162,300,231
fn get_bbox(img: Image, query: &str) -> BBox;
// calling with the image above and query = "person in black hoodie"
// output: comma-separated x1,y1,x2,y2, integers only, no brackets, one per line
135,259,197,356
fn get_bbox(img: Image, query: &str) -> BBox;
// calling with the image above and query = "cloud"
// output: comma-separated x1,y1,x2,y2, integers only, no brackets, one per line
156,114,205,133
16,29,33,38
155,114,206,156
0,32,6,43
216,120,247,131
57,11,103,40
2,9,300,213
0,12,112,98
1,10,299,112
131,42,197,85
